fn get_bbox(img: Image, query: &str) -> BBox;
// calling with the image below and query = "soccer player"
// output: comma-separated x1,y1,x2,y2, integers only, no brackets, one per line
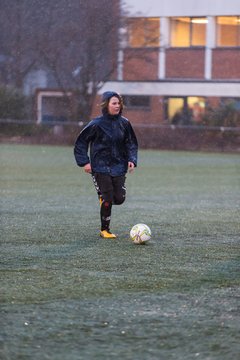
74,91,138,238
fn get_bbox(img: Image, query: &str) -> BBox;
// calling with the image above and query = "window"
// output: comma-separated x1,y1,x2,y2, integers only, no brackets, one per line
166,96,206,125
124,95,150,109
127,18,160,47
171,17,207,47
36,90,73,123
220,97,240,110
217,16,240,46
42,96,70,122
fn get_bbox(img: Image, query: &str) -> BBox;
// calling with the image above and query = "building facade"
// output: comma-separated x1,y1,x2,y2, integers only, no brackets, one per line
96,0,240,126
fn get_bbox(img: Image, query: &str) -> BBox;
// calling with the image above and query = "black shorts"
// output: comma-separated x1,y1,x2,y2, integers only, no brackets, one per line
92,173,126,205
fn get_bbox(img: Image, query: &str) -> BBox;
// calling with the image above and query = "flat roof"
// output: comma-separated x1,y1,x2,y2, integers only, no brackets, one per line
99,80,240,97
123,0,240,17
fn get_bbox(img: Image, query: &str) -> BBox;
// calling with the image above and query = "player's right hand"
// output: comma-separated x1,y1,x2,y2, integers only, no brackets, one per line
84,163,92,173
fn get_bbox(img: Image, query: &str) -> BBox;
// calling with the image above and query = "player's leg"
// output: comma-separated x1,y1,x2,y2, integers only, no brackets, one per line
92,173,116,238
91,173,102,201
112,175,126,205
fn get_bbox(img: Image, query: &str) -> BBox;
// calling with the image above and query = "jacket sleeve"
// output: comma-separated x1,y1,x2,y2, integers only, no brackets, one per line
125,121,138,167
74,121,96,167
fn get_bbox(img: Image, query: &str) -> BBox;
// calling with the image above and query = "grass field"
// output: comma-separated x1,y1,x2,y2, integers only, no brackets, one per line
1,144,240,360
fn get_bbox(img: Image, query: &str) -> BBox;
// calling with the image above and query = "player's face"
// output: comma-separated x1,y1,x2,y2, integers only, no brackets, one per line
108,97,121,115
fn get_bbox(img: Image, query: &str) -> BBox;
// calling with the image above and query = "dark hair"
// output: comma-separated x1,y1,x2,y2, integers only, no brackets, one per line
101,91,124,115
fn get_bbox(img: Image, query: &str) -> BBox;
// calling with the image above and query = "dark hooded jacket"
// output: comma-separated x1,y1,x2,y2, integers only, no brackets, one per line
74,94,138,176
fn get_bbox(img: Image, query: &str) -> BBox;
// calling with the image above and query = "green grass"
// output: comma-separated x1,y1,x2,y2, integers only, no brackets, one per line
1,144,240,360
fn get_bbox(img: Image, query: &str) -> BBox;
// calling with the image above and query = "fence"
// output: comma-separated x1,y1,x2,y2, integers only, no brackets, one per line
134,123,240,152
0,119,239,152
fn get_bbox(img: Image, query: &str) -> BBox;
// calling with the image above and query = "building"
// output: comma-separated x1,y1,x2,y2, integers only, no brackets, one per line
96,0,240,126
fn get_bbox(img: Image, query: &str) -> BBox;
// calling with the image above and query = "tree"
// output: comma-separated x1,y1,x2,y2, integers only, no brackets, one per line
37,0,120,120
0,0,121,121
0,0,40,88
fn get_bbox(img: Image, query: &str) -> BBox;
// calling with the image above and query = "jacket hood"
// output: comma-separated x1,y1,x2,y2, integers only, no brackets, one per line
101,91,120,102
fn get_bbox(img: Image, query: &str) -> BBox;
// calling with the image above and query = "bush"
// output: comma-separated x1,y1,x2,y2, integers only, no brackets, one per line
0,86,29,120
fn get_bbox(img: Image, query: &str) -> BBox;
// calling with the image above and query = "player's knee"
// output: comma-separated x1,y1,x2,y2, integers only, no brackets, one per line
102,192,113,204
114,195,125,205
103,200,112,208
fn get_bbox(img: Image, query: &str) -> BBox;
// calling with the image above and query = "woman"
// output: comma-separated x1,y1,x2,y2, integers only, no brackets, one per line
74,91,138,238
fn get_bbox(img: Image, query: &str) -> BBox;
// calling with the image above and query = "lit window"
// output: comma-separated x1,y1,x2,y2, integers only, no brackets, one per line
217,16,240,46
166,96,206,125
171,17,207,47
127,18,160,47
124,95,150,109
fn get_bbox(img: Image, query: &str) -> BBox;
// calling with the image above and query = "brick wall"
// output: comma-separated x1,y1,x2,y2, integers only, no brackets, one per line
123,48,159,80
212,49,240,79
165,48,205,79
92,95,163,125
124,97,164,125
207,97,221,108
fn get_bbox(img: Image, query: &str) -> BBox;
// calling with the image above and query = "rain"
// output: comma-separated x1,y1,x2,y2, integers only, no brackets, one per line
0,1,240,359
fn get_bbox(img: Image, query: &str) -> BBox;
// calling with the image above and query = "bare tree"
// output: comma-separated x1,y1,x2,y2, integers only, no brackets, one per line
0,0,121,121
34,0,121,121
0,0,40,88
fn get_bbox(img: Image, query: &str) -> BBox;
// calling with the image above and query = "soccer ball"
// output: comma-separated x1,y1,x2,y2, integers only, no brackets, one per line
130,223,151,244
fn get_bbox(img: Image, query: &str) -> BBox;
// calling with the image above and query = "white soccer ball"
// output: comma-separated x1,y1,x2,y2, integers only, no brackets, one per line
130,223,151,244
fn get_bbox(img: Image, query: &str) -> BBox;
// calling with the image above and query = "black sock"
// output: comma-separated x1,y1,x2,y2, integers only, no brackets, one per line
100,201,112,231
